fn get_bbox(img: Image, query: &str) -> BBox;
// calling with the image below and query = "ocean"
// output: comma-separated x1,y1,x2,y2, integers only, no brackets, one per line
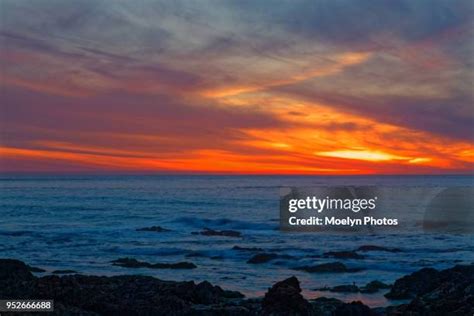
0,175,473,307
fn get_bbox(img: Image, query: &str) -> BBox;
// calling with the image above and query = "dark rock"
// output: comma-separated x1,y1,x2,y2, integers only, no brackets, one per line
247,253,278,264
112,257,196,269
232,246,264,252
316,280,390,294
295,262,362,273
386,265,474,315
311,297,375,316
194,280,244,304
194,228,242,238
313,286,331,291
186,251,206,258
330,284,359,293
0,259,36,299
385,267,440,299
323,251,364,259
52,269,77,274
136,226,171,232
356,245,401,252
334,301,374,316
360,280,391,293
311,297,344,315
27,265,46,273
261,276,313,315
0,258,245,315
387,265,474,316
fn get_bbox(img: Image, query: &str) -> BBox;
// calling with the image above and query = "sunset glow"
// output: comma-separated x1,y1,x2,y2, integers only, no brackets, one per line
0,1,473,174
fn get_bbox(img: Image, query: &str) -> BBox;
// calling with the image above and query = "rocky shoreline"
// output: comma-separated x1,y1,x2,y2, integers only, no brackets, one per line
0,259,472,315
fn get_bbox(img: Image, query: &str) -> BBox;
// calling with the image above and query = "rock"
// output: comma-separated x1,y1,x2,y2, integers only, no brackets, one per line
194,228,242,238
323,251,364,259
0,259,36,299
334,301,374,316
232,246,264,252
186,251,206,258
316,280,390,294
112,257,197,269
356,245,401,252
136,226,171,232
295,262,362,273
194,280,244,304
311,297,344,315
52,269,77,274
386,265,474,315
0,259,245,315
247,253,278,264
27,265,46,273
314,286,331,291
330,284,359,293
261,276,313,315
384,267,440,299
360,280,391,293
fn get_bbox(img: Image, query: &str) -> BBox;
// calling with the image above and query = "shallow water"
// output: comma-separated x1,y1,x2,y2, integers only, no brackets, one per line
0,175,473,307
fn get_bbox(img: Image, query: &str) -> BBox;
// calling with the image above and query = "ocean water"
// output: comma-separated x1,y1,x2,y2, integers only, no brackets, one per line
0,175,473,307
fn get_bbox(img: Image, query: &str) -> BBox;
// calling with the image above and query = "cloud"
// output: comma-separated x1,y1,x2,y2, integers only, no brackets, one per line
0,0,472,173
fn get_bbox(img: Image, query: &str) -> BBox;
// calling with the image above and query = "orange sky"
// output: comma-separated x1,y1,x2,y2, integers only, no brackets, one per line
1,1,473,174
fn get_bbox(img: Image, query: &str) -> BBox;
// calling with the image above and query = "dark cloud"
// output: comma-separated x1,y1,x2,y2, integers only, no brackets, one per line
0,86,286,152
227,0,472,45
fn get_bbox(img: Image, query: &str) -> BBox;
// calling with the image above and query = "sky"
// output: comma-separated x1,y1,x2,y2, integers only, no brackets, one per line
0,0,473,174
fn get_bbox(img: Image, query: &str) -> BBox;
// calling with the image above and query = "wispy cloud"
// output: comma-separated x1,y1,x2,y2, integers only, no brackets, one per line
0,0,472,173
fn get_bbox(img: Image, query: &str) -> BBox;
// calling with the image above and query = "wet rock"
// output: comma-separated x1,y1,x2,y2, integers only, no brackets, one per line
316,280,390,294
261,276,313,315
0,259,36,299
356,245,401,252
384,267,440,299
385,265,474,316
323,251,364,259
247,253,278,264
387,266,474,315
195,280,244,304
112,257,196,269
0,259,245,315
311,297,374,316
311,297,344,315
136,226,171,232
330,284,359,293
193,228,242,238
27,265,46,273
360,280,391,293
334,301,374,316
52,269,77,274
295,262,362,273
232,246,264,252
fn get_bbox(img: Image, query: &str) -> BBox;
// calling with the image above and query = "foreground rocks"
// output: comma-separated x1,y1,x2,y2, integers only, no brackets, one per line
0,259,472,315
386,265,474,316
0,259,242,315
261,276,312,315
